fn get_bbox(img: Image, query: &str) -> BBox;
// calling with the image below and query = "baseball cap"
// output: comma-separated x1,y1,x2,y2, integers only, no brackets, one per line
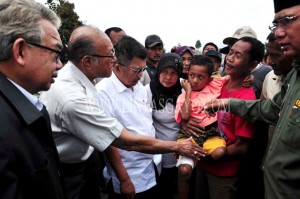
273,0,300,13
175,46,195,56
223,26,257,45
219,46,230,54
145,34,163,48
205,50,222,63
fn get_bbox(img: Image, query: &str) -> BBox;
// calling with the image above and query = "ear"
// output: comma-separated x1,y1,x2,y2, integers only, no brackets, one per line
12,38,26,66
113,62,122,73
249,61,258,71
81,55,93,70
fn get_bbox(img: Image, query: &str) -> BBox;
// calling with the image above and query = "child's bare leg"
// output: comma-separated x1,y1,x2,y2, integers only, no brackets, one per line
178,164,193,199
211,146,226,160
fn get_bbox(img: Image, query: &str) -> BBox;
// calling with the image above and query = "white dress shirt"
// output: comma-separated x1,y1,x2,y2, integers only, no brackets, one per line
40,61,123,163
96,72,159,194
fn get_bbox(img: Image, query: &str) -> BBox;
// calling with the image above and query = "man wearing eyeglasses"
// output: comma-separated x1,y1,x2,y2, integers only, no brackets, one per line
0,0,65,198
104,27,151,86
204,1,300,199
40,26,204,199
95,35,162,199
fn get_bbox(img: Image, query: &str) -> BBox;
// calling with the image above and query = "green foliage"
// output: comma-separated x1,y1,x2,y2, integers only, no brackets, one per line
195,40,201,49
46,0,83,44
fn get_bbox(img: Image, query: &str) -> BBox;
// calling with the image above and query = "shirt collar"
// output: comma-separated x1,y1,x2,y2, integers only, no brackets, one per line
293,58,300,71
68,61,97,96
8,78,43,111
111,72,139,93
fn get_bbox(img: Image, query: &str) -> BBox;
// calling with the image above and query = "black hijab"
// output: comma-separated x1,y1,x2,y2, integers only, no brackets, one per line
150,53,183,110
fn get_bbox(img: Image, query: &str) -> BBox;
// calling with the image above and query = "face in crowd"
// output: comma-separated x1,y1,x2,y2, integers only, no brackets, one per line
225,40,254,77
272,5,300,58
203,44,218,54
188,64,211,91
115,57,147,88
146,44,163,64
159,66,179,88
266,40,293,76
181,51,193,74
23,20,63,93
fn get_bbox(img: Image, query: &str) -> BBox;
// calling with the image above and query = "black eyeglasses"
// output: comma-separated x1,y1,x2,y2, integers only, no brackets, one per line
89,50,115,59
269,14,300,33
27,42,62,63
118,62,147,74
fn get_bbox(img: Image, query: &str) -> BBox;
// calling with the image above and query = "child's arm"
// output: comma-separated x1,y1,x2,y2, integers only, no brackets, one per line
180,79,192,121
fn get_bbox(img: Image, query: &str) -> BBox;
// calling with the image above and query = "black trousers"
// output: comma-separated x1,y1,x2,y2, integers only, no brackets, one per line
107,179,159,199
61,151,104,199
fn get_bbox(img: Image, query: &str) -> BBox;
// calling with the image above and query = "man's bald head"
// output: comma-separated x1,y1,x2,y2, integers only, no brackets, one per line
68,25,112,64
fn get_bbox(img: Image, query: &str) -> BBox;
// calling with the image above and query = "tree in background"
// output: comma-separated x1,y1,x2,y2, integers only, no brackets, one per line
46,0,83,44
195,40,201,49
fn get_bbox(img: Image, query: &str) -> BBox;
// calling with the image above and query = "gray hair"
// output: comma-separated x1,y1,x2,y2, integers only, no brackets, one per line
0,0,61,60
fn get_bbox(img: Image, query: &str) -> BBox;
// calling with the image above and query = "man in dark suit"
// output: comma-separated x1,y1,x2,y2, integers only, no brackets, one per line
0,0,65,198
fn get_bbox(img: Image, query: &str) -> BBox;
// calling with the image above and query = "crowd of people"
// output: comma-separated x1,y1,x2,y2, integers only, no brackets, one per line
0,0,299,199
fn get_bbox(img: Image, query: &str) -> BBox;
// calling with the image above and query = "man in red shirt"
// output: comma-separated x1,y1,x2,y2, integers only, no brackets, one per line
196,37,265,199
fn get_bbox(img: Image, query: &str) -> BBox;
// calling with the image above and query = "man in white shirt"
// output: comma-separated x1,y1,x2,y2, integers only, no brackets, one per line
261,32,293,100
96,35,161,199
261,32,293,143
40,25,204,199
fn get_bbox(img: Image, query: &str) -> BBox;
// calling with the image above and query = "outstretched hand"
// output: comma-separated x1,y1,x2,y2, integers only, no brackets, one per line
176,137,206,161
203,99,229,116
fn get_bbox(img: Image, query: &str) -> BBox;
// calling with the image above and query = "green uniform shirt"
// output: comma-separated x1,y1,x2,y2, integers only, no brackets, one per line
228,59,300,199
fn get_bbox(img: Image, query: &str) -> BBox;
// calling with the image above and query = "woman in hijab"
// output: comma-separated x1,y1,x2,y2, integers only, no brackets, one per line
174,46,195,79
145,53,183,199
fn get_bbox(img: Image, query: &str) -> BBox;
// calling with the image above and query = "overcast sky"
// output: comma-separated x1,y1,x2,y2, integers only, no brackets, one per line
37,0,275,52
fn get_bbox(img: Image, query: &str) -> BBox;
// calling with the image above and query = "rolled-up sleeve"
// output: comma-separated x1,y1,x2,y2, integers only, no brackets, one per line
61,97,123,152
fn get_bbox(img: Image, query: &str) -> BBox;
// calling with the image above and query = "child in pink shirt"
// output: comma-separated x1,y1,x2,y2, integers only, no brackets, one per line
175,55,228,161
175,55,227,199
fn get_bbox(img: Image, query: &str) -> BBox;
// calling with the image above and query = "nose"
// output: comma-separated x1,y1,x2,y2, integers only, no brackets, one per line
225,54,232,63
110,56,117,65
190,77,198,85
183,60,190,65
137,70,143,78
57,60,63,70
274,26,286,40
165,73,173,80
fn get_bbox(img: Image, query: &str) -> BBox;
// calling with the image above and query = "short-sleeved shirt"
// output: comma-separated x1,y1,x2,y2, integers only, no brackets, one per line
96,73,157,194
175,77,227,128
40,62,123,163
199,85,256,176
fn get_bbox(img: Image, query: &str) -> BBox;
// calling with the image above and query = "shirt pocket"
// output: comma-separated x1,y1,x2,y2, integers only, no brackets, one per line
283,105,300,150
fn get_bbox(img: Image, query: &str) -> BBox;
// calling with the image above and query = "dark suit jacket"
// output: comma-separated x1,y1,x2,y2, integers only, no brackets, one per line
0,73,65,199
